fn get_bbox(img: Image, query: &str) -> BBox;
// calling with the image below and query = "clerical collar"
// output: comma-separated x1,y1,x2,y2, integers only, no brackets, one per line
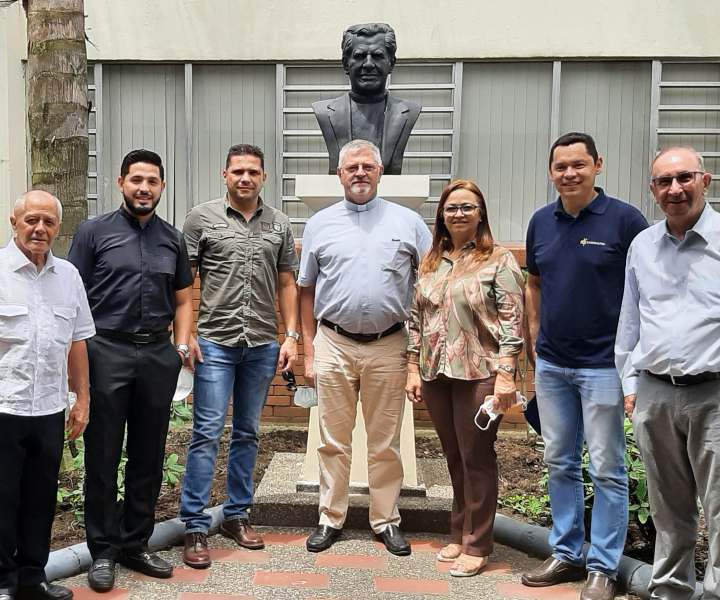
349,90,388,105
343,196,379,212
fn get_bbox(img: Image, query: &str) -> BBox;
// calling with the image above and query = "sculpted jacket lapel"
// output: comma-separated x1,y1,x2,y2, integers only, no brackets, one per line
381,96,410,170
327,95,352,157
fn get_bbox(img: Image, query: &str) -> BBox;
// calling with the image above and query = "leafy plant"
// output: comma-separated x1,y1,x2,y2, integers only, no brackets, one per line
163,452,185,486
170,400,193,428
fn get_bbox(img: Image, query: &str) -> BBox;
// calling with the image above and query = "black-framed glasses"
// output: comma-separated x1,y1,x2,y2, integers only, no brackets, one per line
650,171,703,190
282,370,297,392
444,204,480,216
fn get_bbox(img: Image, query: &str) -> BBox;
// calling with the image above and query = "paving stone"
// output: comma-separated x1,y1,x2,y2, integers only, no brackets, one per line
261,532,307,546
374,576,450,595
496,582,582,599
178,594,255,600
67,587,129,600
208,549,270,564
252,570,330,589
315,553,386,569
130,566,210,584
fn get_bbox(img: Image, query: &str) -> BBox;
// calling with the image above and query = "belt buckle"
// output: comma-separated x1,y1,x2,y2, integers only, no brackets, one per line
135,332,152,342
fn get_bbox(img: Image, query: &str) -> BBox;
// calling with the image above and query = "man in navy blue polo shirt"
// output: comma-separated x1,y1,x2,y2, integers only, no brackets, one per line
521,133,648,600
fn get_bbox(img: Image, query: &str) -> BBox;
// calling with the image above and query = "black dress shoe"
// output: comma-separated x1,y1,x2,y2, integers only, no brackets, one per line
306,525,342,552
118,551,173,579
88,559,116,592
376,524,411,556
0,594,12,600
16,581,72,600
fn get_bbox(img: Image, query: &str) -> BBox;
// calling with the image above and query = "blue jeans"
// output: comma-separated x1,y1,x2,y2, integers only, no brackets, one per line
535,357,628,578
180,337,279,533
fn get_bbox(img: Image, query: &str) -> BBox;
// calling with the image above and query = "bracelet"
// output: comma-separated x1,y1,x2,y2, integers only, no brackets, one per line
285,330,300,341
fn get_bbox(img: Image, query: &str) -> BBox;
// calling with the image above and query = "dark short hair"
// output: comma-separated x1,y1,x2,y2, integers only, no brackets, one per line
341,23,397,71
225,144,265,170
549,132,599,168
120,149,164,180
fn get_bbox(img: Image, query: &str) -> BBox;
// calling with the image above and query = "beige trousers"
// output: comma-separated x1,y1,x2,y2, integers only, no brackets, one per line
313,324,407,533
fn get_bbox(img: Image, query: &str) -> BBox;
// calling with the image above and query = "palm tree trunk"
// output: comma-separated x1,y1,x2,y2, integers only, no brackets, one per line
26,0,88,256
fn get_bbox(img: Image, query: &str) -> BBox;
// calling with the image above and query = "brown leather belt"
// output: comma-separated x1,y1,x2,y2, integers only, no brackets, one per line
645,370,720,387
321,319,403,344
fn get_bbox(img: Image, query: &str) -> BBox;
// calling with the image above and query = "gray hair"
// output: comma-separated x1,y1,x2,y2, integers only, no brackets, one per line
14,191,63,222
651,146,705,173
338,139,382,168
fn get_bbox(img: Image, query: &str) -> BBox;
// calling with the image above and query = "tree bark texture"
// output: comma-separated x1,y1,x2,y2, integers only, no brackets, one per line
26,0,88,257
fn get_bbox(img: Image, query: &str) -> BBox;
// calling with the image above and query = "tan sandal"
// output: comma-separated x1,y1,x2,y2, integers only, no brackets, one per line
449,554,489,577
436,543,462,562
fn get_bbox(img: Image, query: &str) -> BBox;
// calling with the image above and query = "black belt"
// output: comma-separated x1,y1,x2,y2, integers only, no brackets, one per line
321,319,403,344
95,328,171,344
645,370,720,387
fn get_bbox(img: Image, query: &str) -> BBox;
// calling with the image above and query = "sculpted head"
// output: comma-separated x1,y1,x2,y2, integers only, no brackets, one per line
11,190,63,266
341,23,397,98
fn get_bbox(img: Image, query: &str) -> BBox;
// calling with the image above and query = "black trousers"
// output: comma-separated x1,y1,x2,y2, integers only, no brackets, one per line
0,411,65,593
84,335,182,559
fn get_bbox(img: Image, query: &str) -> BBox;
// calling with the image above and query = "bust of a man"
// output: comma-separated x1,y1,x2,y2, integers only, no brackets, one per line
312,23,421,175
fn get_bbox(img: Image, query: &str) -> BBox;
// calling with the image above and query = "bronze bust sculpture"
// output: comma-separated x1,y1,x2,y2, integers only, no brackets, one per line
312,23,421,175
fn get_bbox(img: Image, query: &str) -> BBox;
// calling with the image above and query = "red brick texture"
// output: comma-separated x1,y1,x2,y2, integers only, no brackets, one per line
190,242,532,430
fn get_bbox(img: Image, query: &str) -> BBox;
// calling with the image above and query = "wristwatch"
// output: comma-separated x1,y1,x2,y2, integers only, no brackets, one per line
285,330,300,341
176,344,190,359
497,363,516,376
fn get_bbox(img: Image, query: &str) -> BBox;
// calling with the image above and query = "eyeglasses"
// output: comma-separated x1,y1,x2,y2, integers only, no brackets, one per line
650,171,703,190
341,163,379,174
443,204,480,216
282,370,297,392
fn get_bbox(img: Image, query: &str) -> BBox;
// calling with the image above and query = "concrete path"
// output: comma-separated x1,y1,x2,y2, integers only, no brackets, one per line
59,527,633,600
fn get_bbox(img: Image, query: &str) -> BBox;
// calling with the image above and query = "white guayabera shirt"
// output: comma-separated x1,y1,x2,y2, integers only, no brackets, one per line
0,240,95,416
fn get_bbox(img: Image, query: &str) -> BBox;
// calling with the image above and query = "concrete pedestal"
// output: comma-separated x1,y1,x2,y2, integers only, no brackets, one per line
298,400,424,496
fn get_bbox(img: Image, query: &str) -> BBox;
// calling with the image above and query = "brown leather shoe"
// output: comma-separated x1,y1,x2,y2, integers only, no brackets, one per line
183,532,211,569
521,556,586,587
580,571,617,600
219,518,265,549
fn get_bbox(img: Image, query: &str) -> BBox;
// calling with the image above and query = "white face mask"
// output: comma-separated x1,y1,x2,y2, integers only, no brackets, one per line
293,386,318,409
474,392,527,431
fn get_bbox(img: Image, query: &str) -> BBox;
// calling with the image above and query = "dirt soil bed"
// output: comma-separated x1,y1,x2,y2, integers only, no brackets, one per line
51,426,706,579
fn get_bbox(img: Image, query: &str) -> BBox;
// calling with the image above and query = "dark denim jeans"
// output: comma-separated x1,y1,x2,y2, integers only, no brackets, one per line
180,337,279,533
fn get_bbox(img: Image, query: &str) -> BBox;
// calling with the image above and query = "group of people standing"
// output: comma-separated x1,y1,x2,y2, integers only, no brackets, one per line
0,132,716,600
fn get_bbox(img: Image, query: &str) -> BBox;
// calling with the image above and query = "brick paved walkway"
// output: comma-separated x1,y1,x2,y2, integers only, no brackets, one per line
59,527,632,600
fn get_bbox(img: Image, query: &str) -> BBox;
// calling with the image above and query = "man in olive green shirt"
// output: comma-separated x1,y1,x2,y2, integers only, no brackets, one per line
180,144,299,568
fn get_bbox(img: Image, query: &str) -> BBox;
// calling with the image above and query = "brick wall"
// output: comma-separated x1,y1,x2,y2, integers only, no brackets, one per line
190,242,533,430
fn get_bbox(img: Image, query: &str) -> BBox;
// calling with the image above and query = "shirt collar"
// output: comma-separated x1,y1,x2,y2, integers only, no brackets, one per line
343,196,379,212
6,239,56,273
655,202,716,245
224,195,264,219
441,239,476,261
553,187,609,219
119,205,156,229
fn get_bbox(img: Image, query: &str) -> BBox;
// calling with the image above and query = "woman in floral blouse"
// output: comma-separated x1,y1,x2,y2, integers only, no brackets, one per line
406,179,525,577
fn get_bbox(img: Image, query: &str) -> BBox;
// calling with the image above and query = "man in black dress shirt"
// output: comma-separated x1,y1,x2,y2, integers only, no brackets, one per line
68,149,194,592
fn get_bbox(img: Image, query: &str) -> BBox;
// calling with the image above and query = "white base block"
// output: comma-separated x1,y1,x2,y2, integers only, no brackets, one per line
295,174,430,212
300,399,419,491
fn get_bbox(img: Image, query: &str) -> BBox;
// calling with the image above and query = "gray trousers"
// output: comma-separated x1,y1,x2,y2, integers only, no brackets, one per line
633,372,720,600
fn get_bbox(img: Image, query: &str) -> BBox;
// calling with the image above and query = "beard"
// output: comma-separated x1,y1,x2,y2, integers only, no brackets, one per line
123,193,160,216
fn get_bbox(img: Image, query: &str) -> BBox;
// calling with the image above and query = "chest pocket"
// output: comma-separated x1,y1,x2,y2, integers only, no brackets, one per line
380,241,415,272
52,305,76,345
149,255,175,275
204,230,239,258
0,304,30,343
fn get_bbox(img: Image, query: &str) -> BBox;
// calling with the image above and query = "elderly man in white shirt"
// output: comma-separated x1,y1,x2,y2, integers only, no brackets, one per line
616,147,720,600
0,191,95,600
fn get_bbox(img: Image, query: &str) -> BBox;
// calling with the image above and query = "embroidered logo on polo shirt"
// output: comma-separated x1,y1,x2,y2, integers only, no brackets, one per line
580,237,606,247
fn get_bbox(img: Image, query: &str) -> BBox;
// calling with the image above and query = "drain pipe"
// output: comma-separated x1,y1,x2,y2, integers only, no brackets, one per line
45,506,224,582
493,513,702,600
